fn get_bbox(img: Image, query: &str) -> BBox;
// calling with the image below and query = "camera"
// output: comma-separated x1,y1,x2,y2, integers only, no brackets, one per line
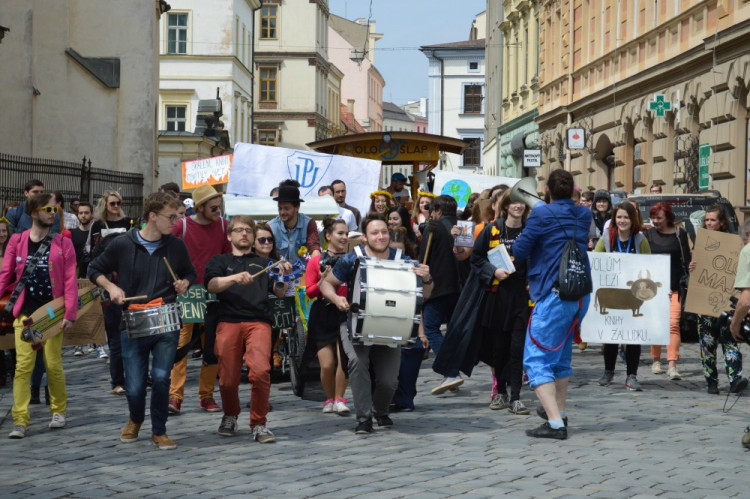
319,253,340,272
718,296,750,344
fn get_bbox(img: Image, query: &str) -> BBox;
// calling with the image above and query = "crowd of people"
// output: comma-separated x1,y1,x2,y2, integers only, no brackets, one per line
1,172,749,449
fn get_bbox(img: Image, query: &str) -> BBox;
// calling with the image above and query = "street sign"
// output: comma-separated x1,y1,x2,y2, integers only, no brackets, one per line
567,128,585,150
648,94,672,117
698,143,710,191
523,149,541,167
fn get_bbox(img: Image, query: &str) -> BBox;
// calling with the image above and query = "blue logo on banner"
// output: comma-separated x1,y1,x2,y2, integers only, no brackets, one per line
378,139,406,161
285,151,333,195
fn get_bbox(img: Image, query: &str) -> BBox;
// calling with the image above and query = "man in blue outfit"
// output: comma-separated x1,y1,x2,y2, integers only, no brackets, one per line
511,169,592,440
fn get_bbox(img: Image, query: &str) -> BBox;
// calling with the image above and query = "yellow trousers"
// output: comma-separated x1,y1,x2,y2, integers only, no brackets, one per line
12,316,67,427
169,322,218,402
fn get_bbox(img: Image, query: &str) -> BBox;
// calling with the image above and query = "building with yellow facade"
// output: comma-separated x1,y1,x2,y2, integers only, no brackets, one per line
536,0,750,207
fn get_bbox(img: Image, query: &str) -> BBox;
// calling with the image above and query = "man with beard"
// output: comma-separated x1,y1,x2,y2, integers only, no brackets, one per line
268,181,321,262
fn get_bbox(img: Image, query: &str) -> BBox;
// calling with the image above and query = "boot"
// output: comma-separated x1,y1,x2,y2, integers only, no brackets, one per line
30,386,41,404
45,386,50,406
706,378,719,395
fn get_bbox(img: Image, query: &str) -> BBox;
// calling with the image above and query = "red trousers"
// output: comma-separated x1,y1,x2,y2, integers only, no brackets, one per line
215,321,271,426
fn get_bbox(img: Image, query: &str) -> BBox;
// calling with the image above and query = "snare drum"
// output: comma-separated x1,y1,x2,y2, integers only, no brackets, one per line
123,302,182,339
348,258,422,348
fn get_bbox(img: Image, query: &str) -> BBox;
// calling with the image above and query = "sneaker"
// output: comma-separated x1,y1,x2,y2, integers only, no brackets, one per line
666,367,682,380
168,398,182,415
120,419,141,443
322,399,335,413
625,375,642,391
651,360,663,374
334,398,350,415
151,433,177,450
8,425,26,439
86,345,96,353
431,376,464,395
743,426,750,450
49,413,66,429
110,385,126,395
354,419,373,434
536,406,568,427
375,415,393,428
73,346,84,356
217,415,238,437
489,393,510,410
199,398,221,412
598,370,615,386
526,422,568,440
508,400,530,415
730,377,748,394
97,346,109,359
252,424,275,443
707,378,720,395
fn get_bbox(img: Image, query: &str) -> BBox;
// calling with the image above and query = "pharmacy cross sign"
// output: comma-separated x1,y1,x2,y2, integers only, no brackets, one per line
648,94,672,117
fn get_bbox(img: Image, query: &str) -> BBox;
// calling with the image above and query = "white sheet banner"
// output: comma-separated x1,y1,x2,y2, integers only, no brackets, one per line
228,143,381,219
432,171,520,209
581,252,671,345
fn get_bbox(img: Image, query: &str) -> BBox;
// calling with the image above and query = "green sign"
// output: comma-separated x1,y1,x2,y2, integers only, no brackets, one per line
698,143,710,191
177,285,216,323
270,297,296,330
648,94,672,117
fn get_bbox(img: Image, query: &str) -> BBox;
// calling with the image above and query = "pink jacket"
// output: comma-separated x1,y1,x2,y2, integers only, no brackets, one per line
0,231,79,321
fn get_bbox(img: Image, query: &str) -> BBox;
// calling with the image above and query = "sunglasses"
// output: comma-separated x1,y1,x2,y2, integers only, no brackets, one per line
256,237,274,244
230,227,253,234
157,212,178,223
108,200,122,206
39,206,59,214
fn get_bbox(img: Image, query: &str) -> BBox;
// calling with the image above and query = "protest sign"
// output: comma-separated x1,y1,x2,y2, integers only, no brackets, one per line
581,252,670,345
177,285,216,323
0,305,105,349
182,154,232,190
432,170,520,210
684,228,743,317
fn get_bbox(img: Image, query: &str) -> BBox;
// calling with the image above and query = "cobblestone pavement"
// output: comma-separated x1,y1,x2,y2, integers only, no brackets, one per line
0,341,748,498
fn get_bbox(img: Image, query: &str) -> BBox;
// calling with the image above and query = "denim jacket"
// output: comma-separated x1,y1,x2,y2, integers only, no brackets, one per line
268,212,314,263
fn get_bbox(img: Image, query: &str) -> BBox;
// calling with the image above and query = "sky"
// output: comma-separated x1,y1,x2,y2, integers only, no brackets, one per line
328,0,487,106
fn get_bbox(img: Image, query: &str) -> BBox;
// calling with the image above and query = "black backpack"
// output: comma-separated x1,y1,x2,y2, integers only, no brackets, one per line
553,210,592,301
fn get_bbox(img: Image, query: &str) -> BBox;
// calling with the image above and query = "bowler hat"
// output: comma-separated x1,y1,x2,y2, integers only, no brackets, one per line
192,184,222,207
273,184,304,204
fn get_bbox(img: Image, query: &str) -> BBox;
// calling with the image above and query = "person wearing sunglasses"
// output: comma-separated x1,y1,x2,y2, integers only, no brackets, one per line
6,179,61,235
168,184,231,416
1,193,79,439
88,191,195,450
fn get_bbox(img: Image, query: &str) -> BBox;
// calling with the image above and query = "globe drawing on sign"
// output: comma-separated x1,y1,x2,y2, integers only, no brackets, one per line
441,179,472,208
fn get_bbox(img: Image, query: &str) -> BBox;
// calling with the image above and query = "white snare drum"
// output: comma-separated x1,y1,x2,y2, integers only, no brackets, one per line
123,302,182,339
348,258,422,348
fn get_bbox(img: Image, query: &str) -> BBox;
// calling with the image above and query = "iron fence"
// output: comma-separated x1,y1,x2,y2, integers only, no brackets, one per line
0,153,144,219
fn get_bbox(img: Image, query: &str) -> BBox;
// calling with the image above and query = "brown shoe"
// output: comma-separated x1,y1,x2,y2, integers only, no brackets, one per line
151,433,177,450
120,419,141,443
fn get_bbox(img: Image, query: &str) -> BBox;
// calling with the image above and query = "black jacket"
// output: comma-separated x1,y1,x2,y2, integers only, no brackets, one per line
87,230,196,309
418,215,462,301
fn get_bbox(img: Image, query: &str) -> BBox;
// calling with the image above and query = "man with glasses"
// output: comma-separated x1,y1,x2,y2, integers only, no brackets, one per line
7,179,61,235
168,184,230,415
88,192,195,449
1,193,78,439
205,216,288,442
331,179,361,227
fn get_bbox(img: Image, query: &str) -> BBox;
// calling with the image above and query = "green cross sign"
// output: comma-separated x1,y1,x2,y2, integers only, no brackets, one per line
648,94,672,117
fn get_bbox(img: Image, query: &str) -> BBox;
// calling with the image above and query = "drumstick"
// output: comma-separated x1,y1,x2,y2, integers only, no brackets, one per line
123,295,149,302
422,231,434,264
163,257,179,282
251,259,285,279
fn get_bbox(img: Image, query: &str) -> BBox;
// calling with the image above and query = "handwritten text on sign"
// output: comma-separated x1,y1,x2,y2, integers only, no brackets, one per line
182,154,233,190
581,252,670,345
177,285,217,323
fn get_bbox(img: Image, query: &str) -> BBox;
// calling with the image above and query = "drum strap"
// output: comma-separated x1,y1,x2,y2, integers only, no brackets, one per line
354,246,364,258
394,248,403,260
4,233,54,315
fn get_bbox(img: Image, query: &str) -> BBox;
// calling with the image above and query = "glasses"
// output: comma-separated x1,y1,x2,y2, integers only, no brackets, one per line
39,206,58,214
157,212,178,223
256,237,274,244
108,200,122,207
230,227,253,234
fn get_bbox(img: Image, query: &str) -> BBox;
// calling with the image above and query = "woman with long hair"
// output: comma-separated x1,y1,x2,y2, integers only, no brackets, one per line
389,226,418,260
689,204,747,394
304,218,350,414
366,190,393,221
594,201,651,390
644,202,691,380
388,206,417,245
411,192,435,241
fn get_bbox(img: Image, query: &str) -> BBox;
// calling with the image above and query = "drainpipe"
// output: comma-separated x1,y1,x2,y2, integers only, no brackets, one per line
428,49,445,169
250,0,263,143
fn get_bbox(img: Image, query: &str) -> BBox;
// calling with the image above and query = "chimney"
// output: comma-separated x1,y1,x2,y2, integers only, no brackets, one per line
347,99,355,116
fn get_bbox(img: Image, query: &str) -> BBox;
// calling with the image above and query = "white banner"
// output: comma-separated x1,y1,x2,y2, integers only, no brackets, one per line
581,252,671,345
227,143,381,220
432,170,520,209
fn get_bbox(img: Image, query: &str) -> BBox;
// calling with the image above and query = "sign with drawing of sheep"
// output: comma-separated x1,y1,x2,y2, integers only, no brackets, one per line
581,252,670,345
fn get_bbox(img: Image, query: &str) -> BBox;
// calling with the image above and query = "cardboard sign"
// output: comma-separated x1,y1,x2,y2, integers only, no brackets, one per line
177,285,216,323
0,305,106,350
684,228,743,317
182,154,233,190
581,252,670,345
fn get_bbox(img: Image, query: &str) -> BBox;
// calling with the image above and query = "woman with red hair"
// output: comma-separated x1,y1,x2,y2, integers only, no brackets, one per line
643,202,691,380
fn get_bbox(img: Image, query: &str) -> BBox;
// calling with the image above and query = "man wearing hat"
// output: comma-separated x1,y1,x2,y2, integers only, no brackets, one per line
168,184,231,415
268,180,321,262
387,172,411,205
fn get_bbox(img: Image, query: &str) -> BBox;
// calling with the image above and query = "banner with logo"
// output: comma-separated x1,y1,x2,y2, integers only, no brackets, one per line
581,252,670,345
182,154,232,190
432,170,520,209
228,143,381,219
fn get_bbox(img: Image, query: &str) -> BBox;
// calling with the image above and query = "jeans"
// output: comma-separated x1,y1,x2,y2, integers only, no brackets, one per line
31,349,46,388
120,329,179,436
423,293,459,377
392,344,424,410
103,304,125,388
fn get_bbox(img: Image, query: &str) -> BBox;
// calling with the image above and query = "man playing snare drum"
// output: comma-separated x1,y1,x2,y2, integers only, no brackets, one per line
88,192,195,450
320,214,432,434
205,215,289,443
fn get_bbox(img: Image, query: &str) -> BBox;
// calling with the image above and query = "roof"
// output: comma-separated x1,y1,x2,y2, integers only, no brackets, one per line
329,14,368,48
420,39,485,50
382,102,412,122
340,104,366,134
